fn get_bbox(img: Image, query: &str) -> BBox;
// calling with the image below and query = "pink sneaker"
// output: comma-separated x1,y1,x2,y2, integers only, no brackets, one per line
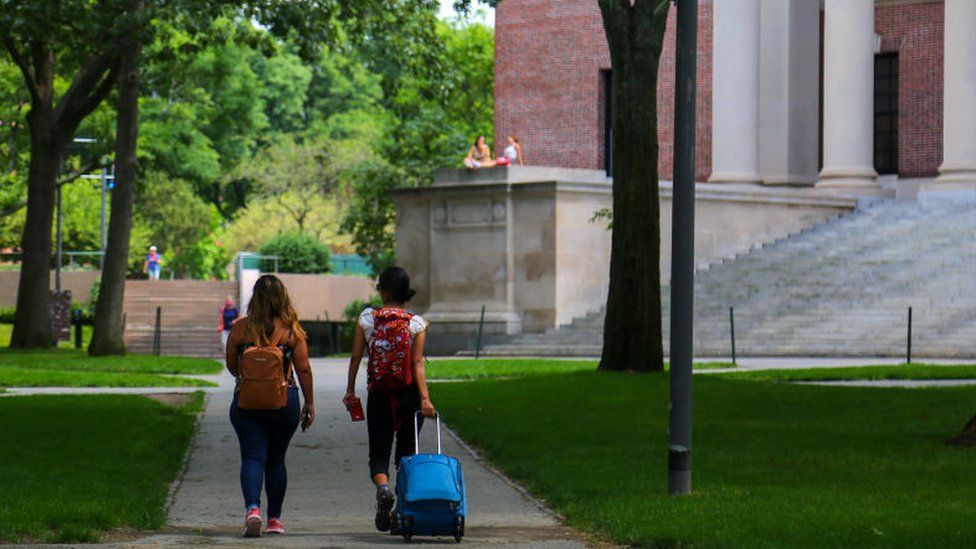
266,517,285,535
242,507,262,538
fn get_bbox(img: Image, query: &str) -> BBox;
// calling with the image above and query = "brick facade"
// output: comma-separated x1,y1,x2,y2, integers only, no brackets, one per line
876,1,943,178
495,0,944,181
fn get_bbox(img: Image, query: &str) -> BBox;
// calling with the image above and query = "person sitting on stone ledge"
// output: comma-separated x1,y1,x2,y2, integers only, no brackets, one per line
463,135,496,169
501,135,524,166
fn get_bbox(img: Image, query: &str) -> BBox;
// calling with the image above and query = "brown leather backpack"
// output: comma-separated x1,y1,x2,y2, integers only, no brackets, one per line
236,332,289,410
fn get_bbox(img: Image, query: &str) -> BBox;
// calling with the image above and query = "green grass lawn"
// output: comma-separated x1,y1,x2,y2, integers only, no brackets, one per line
426,358,733,380
0,367,214,388
717,363,976,382
0,348,222,375
0,348,220,388
434,370,976,546
0,393,204,543
0,322,92,349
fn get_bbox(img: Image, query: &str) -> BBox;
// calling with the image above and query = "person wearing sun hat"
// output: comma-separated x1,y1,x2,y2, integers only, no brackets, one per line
144,245,162,280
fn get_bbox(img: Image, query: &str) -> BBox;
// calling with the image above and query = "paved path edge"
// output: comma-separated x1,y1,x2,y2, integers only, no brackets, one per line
165,392,211,516
443,424,566,523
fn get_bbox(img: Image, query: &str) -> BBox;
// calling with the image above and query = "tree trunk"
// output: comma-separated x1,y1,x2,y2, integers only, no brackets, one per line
6,37,116,348
10,124,60,348
89,7,142,356
597,0,670,372
10,48,59,349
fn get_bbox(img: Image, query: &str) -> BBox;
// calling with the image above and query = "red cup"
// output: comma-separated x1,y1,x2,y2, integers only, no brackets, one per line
346,397,365,422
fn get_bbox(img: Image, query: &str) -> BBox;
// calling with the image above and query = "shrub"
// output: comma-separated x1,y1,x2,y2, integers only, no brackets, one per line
0,306,14,324
259,232,331,274
339,295,379,348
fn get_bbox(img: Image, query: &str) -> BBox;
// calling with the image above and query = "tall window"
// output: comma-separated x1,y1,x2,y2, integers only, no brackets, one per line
874,53,899,175
602,70,613,177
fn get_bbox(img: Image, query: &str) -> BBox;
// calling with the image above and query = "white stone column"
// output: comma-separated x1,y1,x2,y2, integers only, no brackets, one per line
936,0,976,187
818,0,879,189
758,0,820,186
709,0,761,184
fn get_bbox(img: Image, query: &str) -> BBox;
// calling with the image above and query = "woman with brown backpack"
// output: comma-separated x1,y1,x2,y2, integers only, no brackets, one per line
225,274,315,538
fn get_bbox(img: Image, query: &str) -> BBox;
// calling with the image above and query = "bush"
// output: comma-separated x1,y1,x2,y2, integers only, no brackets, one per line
259,232,331,274
339,295,379,347
0,306,14,324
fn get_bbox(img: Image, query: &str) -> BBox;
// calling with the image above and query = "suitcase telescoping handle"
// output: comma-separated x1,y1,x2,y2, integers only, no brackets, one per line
413,411,442,455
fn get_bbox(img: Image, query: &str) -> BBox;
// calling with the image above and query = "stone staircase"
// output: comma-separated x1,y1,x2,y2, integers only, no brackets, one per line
124,280,237,357
479,200,976,358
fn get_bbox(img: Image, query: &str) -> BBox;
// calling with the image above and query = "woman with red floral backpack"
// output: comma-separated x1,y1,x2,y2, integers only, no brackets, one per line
343,266,435,532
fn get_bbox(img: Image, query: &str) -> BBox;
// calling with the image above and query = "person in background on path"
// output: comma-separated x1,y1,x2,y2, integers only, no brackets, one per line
343,266,435,533
219,296,240,350
502,135,524,165
144,245,162,280
225,275,315,537
463,135,496,169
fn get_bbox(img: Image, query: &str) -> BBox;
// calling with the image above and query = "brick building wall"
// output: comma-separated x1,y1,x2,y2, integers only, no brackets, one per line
494,0,713,182
496,0,945,181
875,1,943,178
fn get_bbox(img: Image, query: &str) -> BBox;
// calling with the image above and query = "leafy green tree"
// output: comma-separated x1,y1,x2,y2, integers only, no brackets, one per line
2,0,124,348
336,18,495,270
90,0,147,356
134,173,225,278
233,136,339,232
340,159,400,275
254,48,313,136
0,59,30,228
223,194,352,255
391,19,494,178
260,231,331,274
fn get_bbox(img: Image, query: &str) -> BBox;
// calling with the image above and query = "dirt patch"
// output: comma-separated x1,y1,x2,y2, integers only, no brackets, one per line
143,393,197,407
946,413,976,446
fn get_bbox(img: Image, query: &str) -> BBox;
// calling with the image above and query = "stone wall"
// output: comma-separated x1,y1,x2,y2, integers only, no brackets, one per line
260,274,374,321
0,270,373,322
0,271,101,307
394,167,857,353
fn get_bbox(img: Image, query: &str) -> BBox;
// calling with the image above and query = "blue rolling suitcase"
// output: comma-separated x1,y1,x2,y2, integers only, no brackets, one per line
394,412,467,543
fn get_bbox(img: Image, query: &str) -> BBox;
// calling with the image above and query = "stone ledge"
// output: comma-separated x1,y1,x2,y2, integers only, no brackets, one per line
432,165,610,186
403,167,862,210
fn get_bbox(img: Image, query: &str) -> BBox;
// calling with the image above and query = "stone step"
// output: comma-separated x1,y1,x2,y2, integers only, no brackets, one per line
480,200,976,358
123,280,237,357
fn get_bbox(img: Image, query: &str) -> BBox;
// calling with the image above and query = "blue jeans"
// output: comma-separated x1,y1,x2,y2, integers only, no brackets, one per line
229,387,300,518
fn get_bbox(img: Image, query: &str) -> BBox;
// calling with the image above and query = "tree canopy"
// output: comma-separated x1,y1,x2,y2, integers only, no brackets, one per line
0,6,495,279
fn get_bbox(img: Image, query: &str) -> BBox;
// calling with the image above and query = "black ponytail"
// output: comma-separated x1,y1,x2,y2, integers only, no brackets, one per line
378,266,416,303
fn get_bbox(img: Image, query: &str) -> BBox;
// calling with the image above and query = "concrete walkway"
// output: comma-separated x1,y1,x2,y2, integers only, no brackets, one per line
694,356,975,373
124,359,585,548
795,379,976,388
0,386,219,397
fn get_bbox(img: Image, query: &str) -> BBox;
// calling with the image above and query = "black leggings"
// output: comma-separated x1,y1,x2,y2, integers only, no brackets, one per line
367,386,423,478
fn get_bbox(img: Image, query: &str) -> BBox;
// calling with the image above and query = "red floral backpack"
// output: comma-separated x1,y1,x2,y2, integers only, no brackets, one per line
366,307,415,393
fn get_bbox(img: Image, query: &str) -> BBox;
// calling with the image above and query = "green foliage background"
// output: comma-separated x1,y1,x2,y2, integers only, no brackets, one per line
259,232,331,274
0,9,494,279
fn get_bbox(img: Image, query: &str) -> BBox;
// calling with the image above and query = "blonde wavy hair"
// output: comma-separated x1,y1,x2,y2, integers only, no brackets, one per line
244,274,306,345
